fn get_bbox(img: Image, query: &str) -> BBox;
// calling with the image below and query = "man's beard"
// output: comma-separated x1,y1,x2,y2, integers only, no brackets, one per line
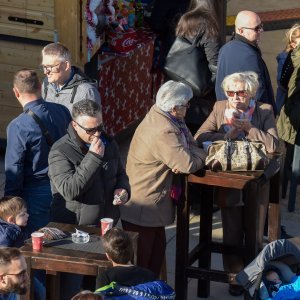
1,280,28,295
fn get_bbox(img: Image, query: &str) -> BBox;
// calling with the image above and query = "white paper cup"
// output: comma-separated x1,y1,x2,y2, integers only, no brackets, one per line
100,218,113,236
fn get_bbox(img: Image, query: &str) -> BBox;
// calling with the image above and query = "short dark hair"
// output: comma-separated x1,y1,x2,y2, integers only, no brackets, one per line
102,227,133,264
0,196,26,221
13,69,40,94
72,99,101,120
0,247,22,267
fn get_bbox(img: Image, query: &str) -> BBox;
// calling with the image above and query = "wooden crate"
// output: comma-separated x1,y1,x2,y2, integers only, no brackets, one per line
0,0,54,13
0,0,54,41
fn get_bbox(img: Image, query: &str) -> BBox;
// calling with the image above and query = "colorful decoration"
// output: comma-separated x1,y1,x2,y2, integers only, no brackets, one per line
85,0,103,50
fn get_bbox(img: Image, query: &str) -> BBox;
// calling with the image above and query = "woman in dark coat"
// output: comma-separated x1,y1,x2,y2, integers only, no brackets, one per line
175,0,221,134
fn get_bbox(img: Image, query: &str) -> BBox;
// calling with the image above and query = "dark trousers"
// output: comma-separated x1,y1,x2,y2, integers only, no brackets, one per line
122,220,166,277
219,181,269,274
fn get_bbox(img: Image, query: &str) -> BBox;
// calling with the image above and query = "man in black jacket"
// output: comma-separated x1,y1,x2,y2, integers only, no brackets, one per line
48,99,130,226
48,99,130,299
215,10,277,115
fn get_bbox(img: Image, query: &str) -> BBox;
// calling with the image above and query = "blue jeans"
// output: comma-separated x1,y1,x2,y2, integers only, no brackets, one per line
22,179,52,233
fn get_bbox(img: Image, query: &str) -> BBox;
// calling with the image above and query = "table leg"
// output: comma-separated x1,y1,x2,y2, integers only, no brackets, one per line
268,168,281,241
175,176,189,300
197,185,213,298
46,272,60,300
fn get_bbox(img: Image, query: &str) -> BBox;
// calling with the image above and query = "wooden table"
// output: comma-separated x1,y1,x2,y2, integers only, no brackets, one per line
175,155,282,299
20,222,138,300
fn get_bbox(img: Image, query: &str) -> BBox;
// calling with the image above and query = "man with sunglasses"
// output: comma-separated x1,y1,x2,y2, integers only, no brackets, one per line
41,43,101,112
48,99,130,299
0,248,29,300
49,99,130,226
215,10,276,115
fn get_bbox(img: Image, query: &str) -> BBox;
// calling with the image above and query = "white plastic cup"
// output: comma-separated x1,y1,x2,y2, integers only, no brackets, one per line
31,232,44,251
100,218,113,236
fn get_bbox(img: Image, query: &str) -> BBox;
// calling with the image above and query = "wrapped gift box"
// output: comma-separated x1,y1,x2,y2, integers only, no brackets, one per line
107,29,137,53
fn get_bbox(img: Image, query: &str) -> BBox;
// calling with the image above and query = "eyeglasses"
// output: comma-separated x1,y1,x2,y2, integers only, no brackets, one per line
75,122,104,135
226,90,248,97
39,62,61,72
241,23,263,33
2,270,27,279
178,103,190,109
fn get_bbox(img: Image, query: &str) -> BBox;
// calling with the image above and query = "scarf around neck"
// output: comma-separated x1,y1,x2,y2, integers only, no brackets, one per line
223,99,256,137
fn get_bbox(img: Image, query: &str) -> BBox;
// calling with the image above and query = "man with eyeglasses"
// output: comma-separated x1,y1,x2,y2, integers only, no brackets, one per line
41,43,101,112
4,69,71,233
48,99,130,299
0,248,29,300
215,10,276,115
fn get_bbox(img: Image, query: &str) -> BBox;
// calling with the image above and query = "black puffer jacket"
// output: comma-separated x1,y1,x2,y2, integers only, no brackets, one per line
48,124,130,225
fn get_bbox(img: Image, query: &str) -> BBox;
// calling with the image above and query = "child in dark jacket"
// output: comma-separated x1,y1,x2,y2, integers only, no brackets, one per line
0,196,45,299
72,227,175,300
98,227,156,287
0,196,29,247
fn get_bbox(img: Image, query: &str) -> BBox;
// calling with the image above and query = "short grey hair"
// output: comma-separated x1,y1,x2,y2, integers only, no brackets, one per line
156,80,193,112
42,42,71,62
221,71,259,98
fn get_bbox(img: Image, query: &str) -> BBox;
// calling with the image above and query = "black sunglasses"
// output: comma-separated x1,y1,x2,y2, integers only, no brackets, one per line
75,122,104,135
242,23,263,33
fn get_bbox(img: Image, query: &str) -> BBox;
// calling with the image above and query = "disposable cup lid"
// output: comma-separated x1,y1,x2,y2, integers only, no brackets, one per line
31,232,44,238
101,218,113,223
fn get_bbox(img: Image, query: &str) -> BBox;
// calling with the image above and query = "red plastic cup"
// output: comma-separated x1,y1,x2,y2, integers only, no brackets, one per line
31,232,44,251
100,218,113,236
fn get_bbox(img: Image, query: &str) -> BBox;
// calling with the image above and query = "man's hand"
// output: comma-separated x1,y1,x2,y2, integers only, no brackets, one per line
113,188,129,205
172,168,180,174
89,137,105,157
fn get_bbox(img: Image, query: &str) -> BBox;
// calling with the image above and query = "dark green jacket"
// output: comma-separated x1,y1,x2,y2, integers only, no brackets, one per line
277,43,300,144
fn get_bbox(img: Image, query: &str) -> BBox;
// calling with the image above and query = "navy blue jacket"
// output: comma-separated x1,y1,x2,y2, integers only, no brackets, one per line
5,98,71,196
215,34,276,115
0,219,29,248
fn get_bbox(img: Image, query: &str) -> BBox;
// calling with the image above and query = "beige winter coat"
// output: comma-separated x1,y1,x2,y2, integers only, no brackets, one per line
120,105,206,227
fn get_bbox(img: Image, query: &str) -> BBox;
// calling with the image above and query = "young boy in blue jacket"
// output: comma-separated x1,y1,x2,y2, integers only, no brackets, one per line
0,196,29,247
0,196,45,299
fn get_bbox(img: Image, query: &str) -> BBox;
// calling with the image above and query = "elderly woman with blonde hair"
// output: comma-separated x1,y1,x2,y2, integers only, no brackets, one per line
120,80,206,277
195,71,279,296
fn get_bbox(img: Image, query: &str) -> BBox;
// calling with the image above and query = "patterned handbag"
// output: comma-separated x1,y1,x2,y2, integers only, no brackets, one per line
205,139,270,171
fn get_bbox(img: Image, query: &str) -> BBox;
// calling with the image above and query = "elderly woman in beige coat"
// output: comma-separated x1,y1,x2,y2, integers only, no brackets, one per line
195,71,279,296
120,80,206,277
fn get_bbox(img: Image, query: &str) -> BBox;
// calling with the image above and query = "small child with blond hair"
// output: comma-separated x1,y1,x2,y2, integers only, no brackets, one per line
0,196,29,247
